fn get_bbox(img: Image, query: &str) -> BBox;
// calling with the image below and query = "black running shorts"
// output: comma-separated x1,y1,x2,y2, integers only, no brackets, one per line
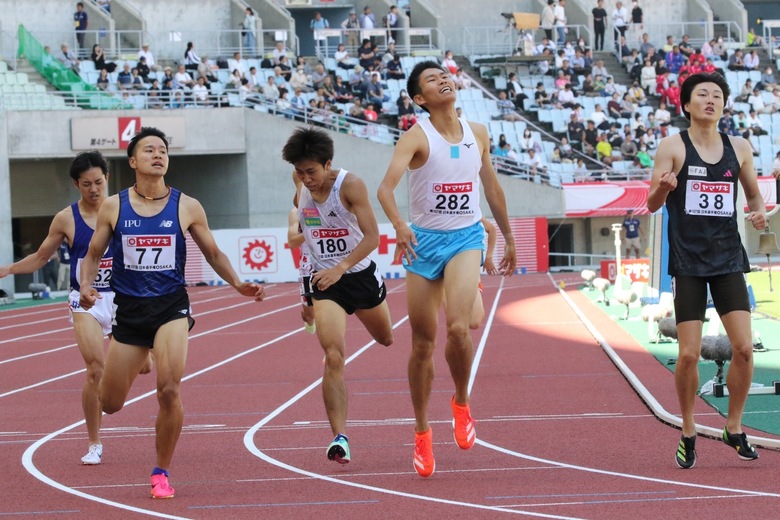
672,272,750,324
311,261,386,315
112,287,195,347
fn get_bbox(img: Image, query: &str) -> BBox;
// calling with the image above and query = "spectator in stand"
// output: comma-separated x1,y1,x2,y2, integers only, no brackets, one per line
136,56,151,83
560,136,575,162
97,0,110,13
442,50,458,75
718,108,740,136
773,151,780,175
309,63,327,91
497,90,522,121
656,70,671,99
386,5,400,43
612,1,628,40
590,103,610,130
630,112,645,133
138,43,159,72
349,97,366,121
242,7,257,53
357,39,375,70
527,148,547,181
96,68,110,90
272,41,288,65
192,76,210,106
519,129,539,154
575,157,589,181
173,64,195,91
747,27,764,47
261,75,280,102
333,75,353,102
73,3,88,57
228,52,248,78
58,43,81,73
541,0,555,41
397,93,417,131
571,48,588,77
581,73,596,96
117,63,133,90
129,67,144,90
617,36,633,62
665,80,681,115
364,102,379,122
184,42,200,71
759,66,778,92
558,83,577,108
334,43,352,70
227,68,243,89
278,55,293,81
276,90,294,119
640,59,656,93
568,113,585,149
592,0,607,51
688,47,705,68
735,79,753,102
198,56,218,86
290,65,312,92
628,81,647,106
630,1,642,32
620,137,638,161
710,36,728,60
310,11,330,53
583,120,599,156
678,34,693,58
745,109,768,134
273,66,289,92
607,122,624,148
665,46,685,74
595,132,614,166
554,0,568,46
146,79,165,109
607,92,623,120
381,42,397,67
359,5,377,30
744,49,760,71
591,59,609,80
386,55,406,80
341,10,360,49
728,49,746,71
91,44,116,73
748,88,775,115
289,87,307,119
320,76,336,104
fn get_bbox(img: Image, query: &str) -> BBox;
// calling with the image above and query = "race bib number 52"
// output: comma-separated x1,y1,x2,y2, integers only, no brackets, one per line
122,235,176,271
684,180,734,217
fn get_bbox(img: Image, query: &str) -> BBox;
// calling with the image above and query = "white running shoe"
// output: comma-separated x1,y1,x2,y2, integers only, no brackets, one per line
81,444,103,465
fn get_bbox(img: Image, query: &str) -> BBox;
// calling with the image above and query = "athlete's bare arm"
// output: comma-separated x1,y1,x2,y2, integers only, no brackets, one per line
480,217,498,275
79,195,119,309
472,123,516,276
731,136,767,230
648,135,682,212
377,126,425,265
0,208,72,278
288,207,305,249
181,195,265,301
310,173,378,291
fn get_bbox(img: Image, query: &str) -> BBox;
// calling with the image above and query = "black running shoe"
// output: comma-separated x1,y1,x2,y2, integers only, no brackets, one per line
675,435,696,469
722,428,759,461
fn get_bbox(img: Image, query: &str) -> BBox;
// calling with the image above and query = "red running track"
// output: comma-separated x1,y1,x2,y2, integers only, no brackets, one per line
1,275,779,519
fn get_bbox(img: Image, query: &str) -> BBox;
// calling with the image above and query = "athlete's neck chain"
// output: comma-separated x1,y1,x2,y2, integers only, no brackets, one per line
133,183,171,201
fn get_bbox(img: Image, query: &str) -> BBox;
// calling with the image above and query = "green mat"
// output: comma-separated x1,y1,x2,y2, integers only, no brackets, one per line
580,276,780,438
0,296,68,311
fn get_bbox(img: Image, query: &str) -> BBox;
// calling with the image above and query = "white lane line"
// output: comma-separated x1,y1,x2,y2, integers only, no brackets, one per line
0,369,86,398
0,343,77,365
22,303,305,520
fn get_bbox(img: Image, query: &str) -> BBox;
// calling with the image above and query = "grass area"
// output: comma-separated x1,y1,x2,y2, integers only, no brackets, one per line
748,268,780,320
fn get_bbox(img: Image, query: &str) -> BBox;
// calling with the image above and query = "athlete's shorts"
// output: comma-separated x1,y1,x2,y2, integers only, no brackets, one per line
68,289,114,336
311,261,386,315
672,272,750,324
299,275,313,306
112,287,195,347
624,237,641,250
404,221,485,280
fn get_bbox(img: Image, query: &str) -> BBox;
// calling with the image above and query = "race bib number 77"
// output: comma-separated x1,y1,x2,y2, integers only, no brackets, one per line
122,235,176,271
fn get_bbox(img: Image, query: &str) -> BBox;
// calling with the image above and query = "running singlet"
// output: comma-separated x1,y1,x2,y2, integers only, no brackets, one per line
407,117,483,230
298,169,370,273
666,130,749,277
69,202,113,292
110,188,187,297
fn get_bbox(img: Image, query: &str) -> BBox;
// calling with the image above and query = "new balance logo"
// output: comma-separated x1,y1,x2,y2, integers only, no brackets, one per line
327,211,337,217
463,142,475,148
159,220,173,228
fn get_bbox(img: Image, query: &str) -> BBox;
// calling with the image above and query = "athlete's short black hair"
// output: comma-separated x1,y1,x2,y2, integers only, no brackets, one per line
69,151,108,181
282,126,334,166
406,60,448,113
127,127,169,158
680,72,730,121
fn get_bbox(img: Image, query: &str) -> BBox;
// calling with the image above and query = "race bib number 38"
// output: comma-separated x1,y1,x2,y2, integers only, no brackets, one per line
427,182,475,216
122,235,176,271
684,180,734,217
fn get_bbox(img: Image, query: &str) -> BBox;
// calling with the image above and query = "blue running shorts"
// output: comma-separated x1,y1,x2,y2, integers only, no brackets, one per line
404,221,485,280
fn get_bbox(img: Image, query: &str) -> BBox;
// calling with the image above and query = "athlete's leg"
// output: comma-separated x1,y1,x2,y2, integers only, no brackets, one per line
72,312,106,446
442,249,482,405
99,338,152,414
301,304,315,327
470,289,485,330
151,318,190,470
719,309,753,433
675,320,704,437
354,300,394,346
406,272,443,432
313,299,349,436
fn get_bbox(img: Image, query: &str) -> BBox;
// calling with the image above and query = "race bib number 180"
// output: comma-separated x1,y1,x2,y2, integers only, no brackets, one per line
122,235,176,271
684,180,734,217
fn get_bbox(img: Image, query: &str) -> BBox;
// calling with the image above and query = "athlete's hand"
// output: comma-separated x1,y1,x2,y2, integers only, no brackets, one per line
498,241,517,277
235,282,265,301
79,286,101,310
772,168,780,180
393,224,417,264
0,265,10,279
311,266,345,291
747,211,767,231
658,170,678,192
483,256,498,275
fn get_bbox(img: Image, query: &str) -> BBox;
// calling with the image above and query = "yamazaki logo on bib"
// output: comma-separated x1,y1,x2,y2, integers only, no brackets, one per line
127,236,172,247
432,182,472,193
312,228,348,239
